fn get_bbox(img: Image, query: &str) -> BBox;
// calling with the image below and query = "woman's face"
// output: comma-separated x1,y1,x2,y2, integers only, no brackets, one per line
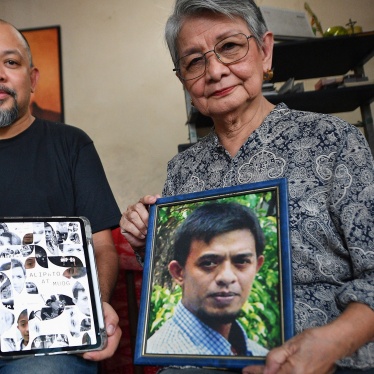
177,13,273,119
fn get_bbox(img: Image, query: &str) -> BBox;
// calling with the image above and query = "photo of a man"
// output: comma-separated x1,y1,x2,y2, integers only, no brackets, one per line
72,282,90,316
146,202,269,356
44,223,58,255
32,222,44,244
41,295,65,320
17,309,29,350
11,259,26,294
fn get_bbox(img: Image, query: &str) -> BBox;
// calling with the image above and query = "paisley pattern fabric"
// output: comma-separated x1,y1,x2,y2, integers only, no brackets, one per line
163,103,374,369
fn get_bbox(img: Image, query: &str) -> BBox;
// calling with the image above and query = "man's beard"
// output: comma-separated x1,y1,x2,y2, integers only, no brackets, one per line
196,308,240,327
0,86,18,128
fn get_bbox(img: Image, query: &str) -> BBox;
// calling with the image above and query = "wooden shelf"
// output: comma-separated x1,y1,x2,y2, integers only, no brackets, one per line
267,85,374,114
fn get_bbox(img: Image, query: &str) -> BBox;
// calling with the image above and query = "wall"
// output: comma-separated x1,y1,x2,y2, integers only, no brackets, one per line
1,0,373,212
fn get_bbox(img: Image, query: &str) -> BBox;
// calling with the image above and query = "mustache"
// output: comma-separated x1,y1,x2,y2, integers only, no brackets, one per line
0,85,16,98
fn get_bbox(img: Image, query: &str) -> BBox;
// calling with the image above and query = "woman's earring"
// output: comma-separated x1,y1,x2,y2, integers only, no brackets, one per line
190,99,195,107
263,69,274,81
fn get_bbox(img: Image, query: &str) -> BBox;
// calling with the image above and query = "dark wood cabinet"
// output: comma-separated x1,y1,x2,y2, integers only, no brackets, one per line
268,32,374,155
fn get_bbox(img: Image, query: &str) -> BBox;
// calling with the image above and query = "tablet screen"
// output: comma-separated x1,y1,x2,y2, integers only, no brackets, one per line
0,217,106,357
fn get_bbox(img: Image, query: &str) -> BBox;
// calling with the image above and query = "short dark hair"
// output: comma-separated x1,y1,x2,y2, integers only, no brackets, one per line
72,282,85,299
17,309,27,324
11,258,26,276
173,202,265,267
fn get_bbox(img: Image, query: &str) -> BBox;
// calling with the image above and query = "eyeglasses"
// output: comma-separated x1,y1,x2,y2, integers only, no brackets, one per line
173,33,254,81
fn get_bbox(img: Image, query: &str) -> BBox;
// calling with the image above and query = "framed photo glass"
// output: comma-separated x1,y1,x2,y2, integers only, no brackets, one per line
135,178,294,369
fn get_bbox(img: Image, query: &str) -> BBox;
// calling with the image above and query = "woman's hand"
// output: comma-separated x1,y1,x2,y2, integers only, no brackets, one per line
252,302,374,374
119,195,160,255
242,327,338,374
262,327,339,374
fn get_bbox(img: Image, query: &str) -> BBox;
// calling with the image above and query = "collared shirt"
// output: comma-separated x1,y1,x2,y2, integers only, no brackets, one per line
163,104,374,369
19,339,27,351
146,301,268,356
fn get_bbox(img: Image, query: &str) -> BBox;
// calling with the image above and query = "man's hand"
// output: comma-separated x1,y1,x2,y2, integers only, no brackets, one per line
119,194,160,254
242,365,265,374
83,302,121,361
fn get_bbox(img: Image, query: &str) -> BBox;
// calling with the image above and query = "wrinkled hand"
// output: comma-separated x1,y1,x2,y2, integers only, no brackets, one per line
119,194,160,254
243,302,374,374
83,302,121,361
261,327,338,374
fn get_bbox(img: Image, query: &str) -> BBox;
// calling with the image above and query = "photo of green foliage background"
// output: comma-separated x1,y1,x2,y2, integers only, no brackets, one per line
148,190,281,349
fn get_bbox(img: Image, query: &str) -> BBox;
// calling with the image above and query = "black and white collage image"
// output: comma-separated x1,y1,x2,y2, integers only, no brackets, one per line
0,220,96,352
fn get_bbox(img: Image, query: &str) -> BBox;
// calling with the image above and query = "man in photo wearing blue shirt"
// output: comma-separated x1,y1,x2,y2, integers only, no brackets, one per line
146,202,269,357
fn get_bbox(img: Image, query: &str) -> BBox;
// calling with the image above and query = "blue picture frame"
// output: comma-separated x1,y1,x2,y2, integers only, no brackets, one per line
135,178,294,369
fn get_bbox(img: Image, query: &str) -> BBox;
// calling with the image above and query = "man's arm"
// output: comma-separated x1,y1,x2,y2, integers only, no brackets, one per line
83,229,121,361
92,229,119,302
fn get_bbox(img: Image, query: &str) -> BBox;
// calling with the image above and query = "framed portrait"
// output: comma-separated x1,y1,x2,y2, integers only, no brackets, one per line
135,178,294,369
21,26,64,123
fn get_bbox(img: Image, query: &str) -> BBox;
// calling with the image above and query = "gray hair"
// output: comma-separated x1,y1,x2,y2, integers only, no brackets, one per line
0,19,34,67
165,0,268,65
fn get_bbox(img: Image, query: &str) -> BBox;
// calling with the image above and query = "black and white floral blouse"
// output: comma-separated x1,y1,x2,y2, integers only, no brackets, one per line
163,103,374,369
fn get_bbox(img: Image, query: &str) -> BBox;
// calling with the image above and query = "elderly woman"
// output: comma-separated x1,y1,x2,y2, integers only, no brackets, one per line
120,0,374,373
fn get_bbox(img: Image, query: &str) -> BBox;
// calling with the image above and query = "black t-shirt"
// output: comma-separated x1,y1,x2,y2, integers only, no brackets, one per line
0,118,121,233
